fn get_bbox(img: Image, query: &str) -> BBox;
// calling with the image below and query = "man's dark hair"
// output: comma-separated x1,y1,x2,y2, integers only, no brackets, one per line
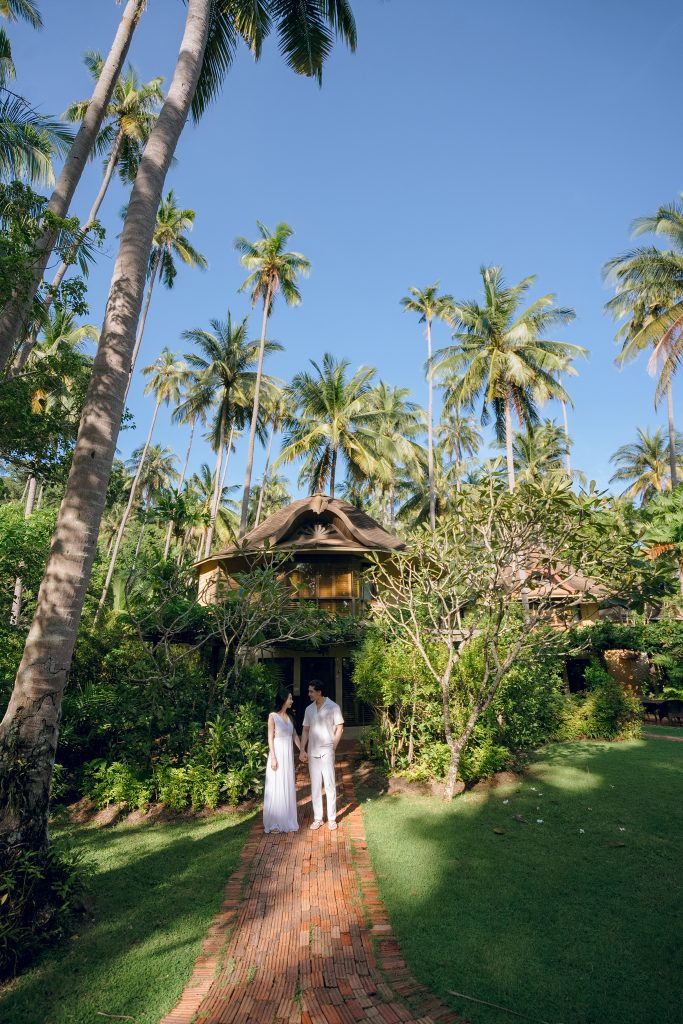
308,679,326,696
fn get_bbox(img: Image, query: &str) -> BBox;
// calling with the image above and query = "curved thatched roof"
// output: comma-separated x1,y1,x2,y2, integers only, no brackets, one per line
195,493,405,572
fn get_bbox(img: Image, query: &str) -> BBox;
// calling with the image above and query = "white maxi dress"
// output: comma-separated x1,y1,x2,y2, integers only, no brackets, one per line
263,712,299,833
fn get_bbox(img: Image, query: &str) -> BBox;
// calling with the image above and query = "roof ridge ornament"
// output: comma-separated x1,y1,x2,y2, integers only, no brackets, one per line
311,491,329,515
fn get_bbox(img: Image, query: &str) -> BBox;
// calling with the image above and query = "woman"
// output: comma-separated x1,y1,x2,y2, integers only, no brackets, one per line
263,688,302,834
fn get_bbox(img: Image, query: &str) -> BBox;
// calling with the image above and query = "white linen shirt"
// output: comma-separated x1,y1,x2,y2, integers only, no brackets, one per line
303,697,344,757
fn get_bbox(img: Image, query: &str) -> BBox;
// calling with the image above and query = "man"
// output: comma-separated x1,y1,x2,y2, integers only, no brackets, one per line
300,680,344,831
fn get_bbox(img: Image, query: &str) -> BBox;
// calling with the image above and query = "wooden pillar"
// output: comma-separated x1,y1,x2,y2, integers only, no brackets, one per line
335,656,343,708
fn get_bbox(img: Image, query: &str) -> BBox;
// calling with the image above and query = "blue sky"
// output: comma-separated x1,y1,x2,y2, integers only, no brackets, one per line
11,0,683,496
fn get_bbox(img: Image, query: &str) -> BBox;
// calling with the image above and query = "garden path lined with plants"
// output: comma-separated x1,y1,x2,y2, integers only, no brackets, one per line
161,753,464,1024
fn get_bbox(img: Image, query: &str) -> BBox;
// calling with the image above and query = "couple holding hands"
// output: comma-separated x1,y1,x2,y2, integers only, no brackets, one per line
263,680,344,834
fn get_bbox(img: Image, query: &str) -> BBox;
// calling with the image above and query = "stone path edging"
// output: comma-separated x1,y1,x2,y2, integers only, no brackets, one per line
160,757,465,1024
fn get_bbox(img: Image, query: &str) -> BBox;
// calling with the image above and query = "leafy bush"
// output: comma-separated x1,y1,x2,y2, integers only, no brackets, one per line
82,760,152,810
355,631,567,784
0,843,88,981
460,739,512,781
559,663,641,740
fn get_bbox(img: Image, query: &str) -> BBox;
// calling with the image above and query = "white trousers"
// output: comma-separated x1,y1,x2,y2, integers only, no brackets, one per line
309,750,337,822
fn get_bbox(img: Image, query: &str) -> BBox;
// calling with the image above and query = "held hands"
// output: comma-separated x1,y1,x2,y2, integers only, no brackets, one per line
299,751,309,764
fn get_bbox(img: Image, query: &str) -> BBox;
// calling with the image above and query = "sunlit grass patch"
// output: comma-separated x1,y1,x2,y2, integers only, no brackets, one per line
363,740,683,1024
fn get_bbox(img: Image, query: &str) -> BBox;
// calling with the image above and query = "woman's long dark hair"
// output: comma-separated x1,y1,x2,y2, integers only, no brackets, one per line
273,687,293,714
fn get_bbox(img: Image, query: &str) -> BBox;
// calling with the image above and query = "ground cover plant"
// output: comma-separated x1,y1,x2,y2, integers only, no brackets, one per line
0,810,254,1024
362,738,682,1024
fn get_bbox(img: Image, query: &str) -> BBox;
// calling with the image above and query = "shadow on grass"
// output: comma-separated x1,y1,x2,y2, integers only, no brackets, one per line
0,811,256,1024
363,740,683,1024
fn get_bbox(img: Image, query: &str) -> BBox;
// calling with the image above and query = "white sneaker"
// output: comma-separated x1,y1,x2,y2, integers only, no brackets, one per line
328,821,338,831
309,820,323,830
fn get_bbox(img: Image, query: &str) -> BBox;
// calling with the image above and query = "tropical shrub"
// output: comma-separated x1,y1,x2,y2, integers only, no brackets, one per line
0,844,88,981
559,663,641,740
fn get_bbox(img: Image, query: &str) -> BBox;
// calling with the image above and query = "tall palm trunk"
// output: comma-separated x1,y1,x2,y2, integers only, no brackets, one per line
254,423,275,528
9,476,37,625
163,414,195,559
504,396,516,493
124,251,162,402
239,285,272,536
204,409,228,558
9,135,127,377
560,397,571,476
0,0,144,373
666,380,678,489
95,397,161,624
330,445,338,496
426,317,435,530
0,0,211,857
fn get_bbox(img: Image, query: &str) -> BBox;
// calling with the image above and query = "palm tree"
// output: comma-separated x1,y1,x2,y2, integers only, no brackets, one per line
400,284,454,530
154,484,210,562
183,311,281,557
254,388,290,529
433,266,583,492
248,473,291,529
609,427,683,506
50,54,165,294
127,442,179,562
369,382,425,525
234,221,310,536
605,197,683,488
397,448,452,528
0,1,70,189
0,0,357,859
641,487,683,599
277,354,382,496
510,421,575,482
163,376,206,558
436,403,481,491
0,0,148,372
95,348,187,622
126,190,208,397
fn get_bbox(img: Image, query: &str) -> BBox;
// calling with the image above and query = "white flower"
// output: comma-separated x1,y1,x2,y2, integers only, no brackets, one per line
579,828,585,834
618,827,625,832
536,819,544,824
530,786,537,791
502,799,509,805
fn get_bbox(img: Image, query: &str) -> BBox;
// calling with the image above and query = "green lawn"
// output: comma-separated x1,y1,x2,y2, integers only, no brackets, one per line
0,810,254,1024
362,740,682,1024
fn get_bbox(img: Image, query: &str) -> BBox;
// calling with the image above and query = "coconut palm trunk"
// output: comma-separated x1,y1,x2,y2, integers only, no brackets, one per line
504,395,516,492
0,0,144,373
666,380,678,489
426,317,436,530
204,410,228,557
163,414,195,559
9,475,37,624
560,397,571,476
329,445,338,496
0,0,211,856
95,395,162,624
254,423,275,528
239,286,272,536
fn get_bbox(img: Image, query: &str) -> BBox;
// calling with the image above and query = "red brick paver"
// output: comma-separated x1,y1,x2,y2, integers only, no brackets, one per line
160,758,465,1024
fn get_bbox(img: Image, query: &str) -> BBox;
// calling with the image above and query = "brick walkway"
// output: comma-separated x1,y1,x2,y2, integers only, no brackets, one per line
160,756,465,1024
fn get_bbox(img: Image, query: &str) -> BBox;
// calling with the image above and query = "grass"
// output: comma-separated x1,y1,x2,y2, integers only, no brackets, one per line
0,809,255,1024
362,739,683,1024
